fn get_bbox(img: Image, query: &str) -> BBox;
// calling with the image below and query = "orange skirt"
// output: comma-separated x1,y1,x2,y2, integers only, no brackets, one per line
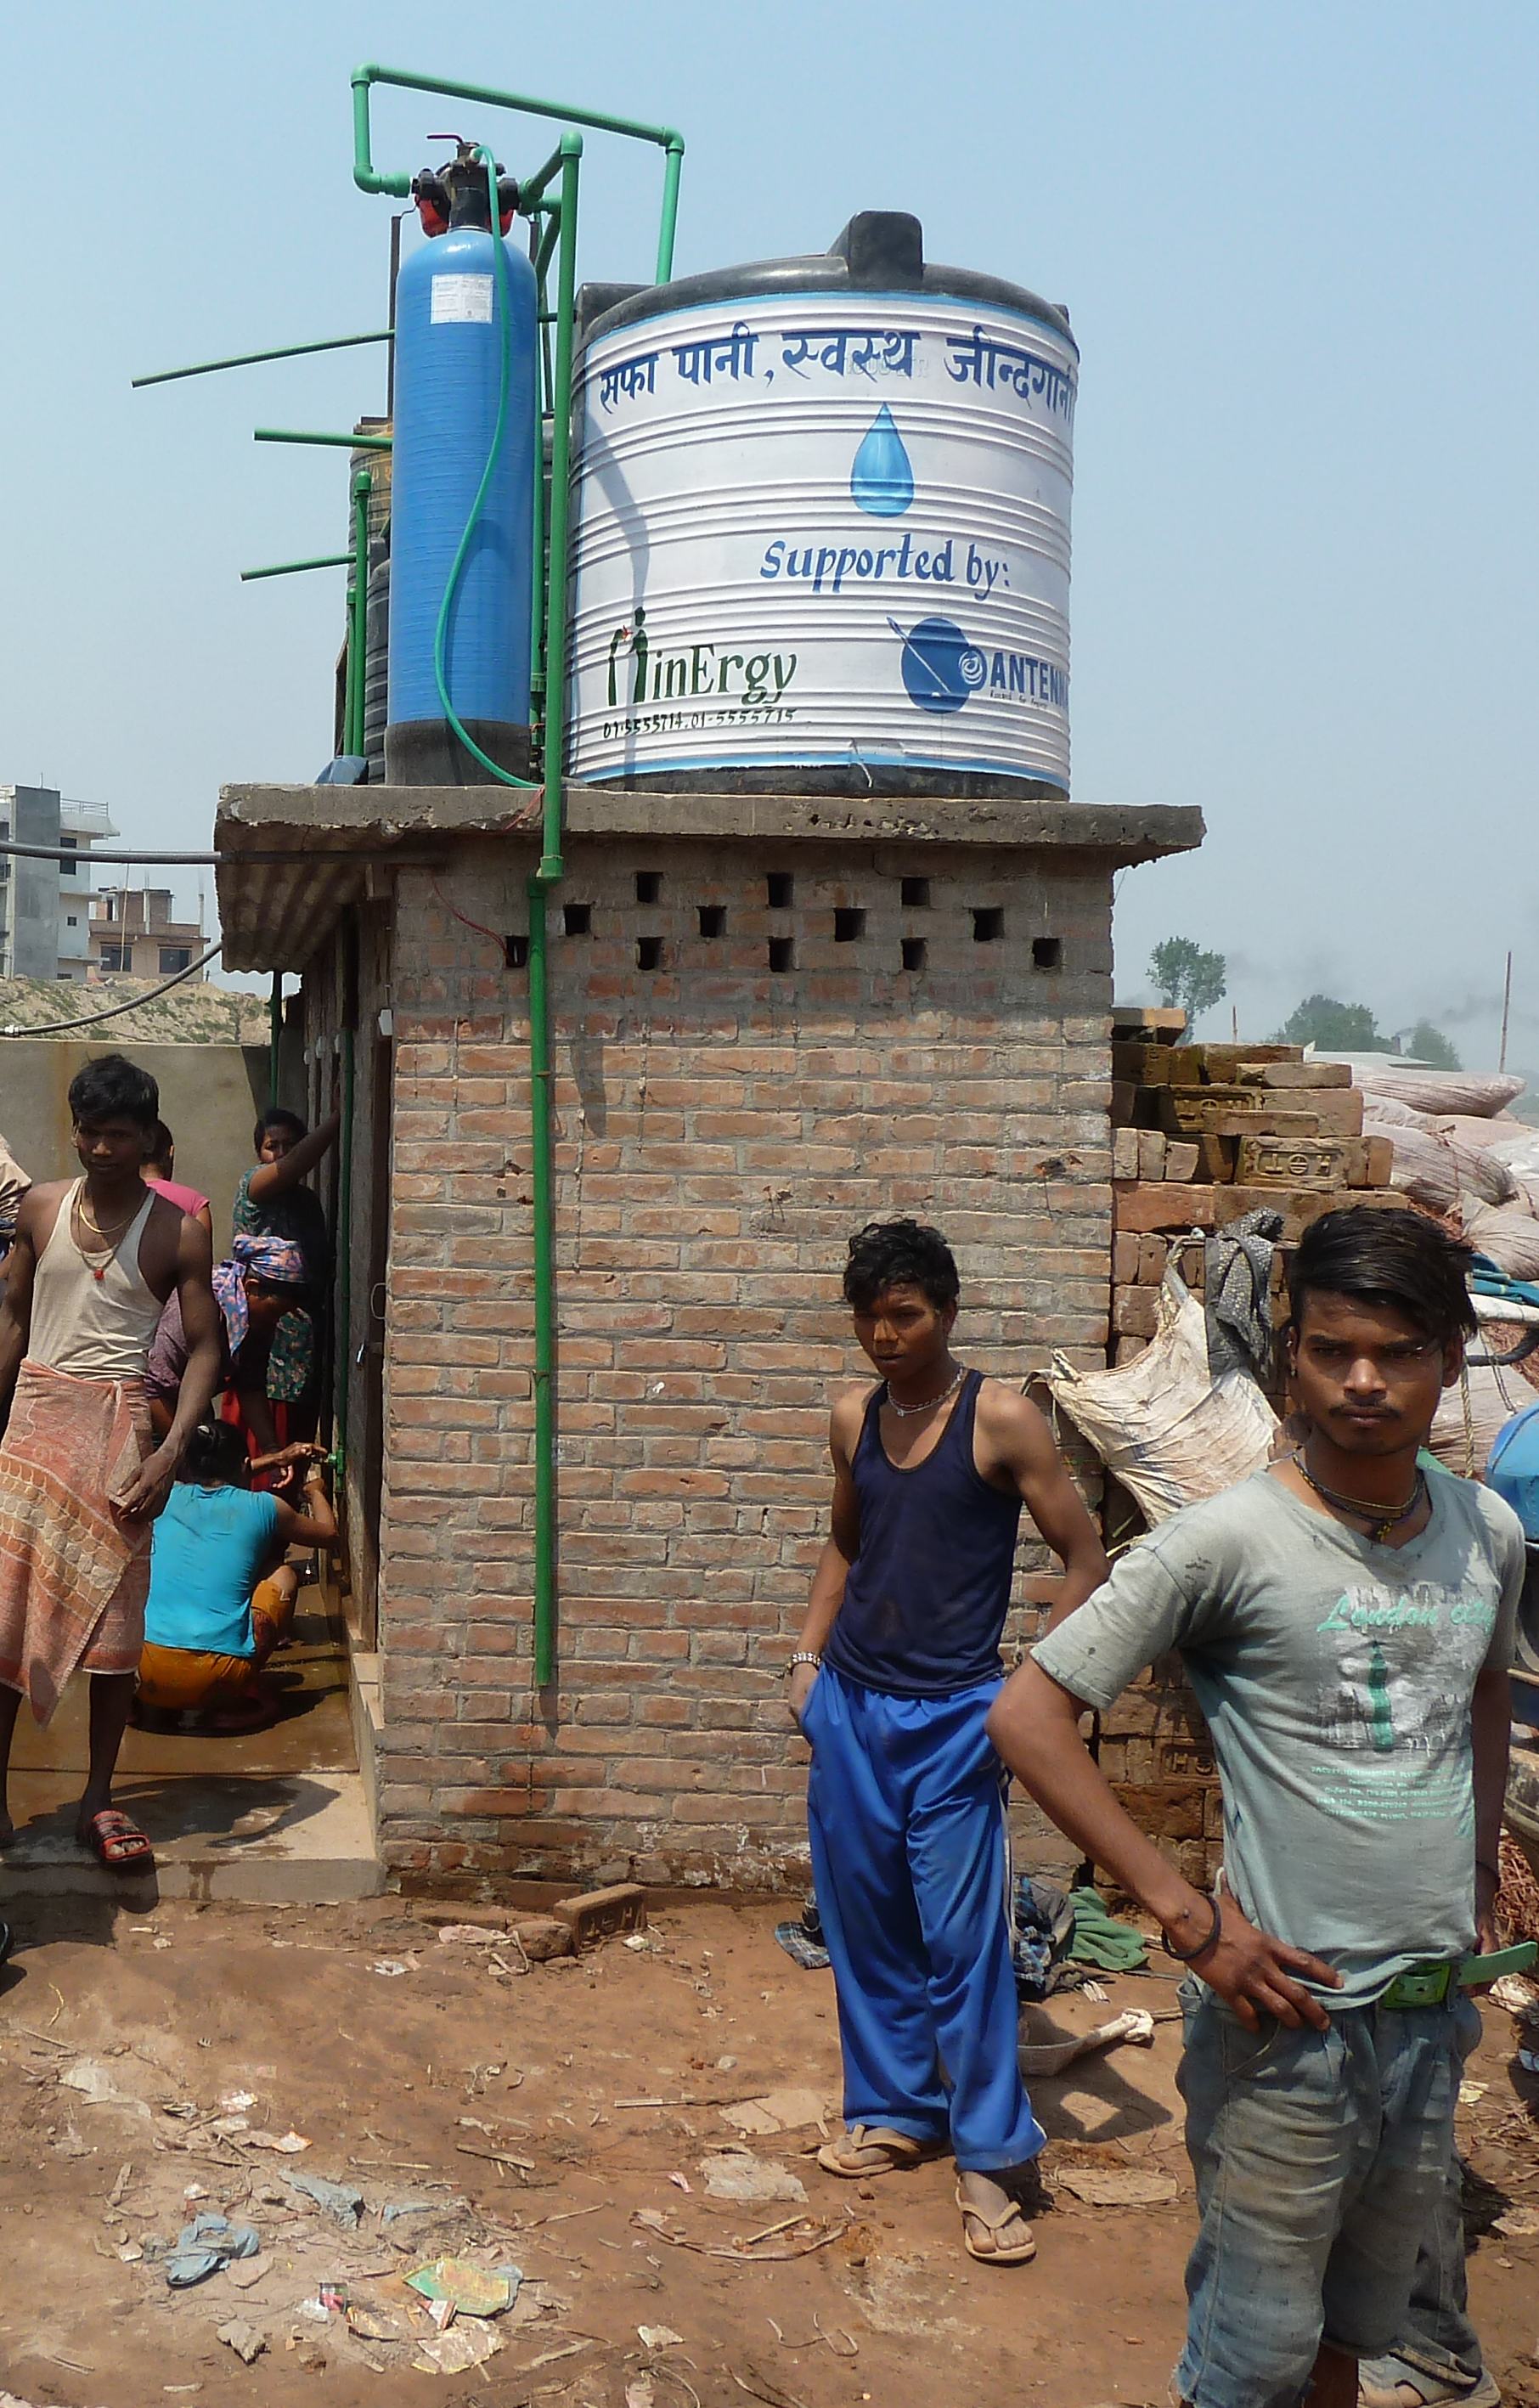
137,1578,291,1713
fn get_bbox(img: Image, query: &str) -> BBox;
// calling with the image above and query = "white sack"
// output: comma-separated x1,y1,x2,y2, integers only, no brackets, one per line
1461,1203,1539,1282
1046,1269,1277,1525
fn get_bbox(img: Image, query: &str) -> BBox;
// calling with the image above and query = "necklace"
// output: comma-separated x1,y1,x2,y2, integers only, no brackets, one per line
76,1195,139,1238
1298,1455,1426,1544
70,1187,139,1284
884,1365,967,1418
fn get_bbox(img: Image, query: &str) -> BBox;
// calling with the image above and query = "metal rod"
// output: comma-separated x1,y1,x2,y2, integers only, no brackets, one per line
3,837,468,866
335,1027,355,1483
254,427,392,450
240,553,352,582
132,330,392,389
387,215,404,416
268,972,283,1106
1500,950,1514,1074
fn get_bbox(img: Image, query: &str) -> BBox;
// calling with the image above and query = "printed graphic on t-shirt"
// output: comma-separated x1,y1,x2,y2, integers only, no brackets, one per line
1307,1574,1498,1824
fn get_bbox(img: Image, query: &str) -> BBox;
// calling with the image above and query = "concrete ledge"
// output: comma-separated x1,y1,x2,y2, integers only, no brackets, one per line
0,1772,383,1905
215,781,1202,971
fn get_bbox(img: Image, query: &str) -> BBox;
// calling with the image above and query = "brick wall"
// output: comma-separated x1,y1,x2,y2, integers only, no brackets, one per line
331,827,1119,1892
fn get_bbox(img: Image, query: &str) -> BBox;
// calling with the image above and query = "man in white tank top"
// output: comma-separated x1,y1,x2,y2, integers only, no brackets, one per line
0,1053,223,1871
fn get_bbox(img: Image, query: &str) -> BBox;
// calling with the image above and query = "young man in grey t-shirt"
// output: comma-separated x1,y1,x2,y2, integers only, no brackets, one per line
988,1207,1522,2408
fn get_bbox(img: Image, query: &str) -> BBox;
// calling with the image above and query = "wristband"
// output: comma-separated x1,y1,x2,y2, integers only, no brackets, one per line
786,1651,822,1673
1161,1893,1222,1964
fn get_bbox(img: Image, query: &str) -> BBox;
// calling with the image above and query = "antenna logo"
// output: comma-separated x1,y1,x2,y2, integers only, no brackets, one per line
892,615,1068,719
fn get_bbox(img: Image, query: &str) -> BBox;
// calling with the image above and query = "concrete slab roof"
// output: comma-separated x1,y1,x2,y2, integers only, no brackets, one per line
215,781,1204,973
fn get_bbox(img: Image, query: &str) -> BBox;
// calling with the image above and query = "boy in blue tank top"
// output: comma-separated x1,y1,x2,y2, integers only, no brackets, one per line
787,1219,1108,2265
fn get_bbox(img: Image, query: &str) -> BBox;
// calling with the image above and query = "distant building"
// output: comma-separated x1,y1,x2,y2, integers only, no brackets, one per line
91,886,206,980
0,785,118,979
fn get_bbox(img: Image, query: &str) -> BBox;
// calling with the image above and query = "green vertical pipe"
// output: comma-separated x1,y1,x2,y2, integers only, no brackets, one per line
657,137,685,281
526,134,581,1689
268,973,282,1105
348,471,372,756
526,878,555,1686
335,1029,355,1483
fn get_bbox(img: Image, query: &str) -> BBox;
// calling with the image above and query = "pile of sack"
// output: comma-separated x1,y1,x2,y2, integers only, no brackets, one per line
1335,1057,1539,1277
1333,1057,1539,1469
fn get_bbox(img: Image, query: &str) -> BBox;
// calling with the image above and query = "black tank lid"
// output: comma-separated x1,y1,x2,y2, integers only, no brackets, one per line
577,211,1076,355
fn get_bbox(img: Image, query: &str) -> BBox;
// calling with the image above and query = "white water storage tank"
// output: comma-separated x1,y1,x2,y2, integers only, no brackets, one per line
568,211,1077,798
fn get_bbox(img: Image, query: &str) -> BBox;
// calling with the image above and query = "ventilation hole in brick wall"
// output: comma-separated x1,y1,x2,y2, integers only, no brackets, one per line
697,905,726,939
634,871,662,904
504,933,529,969
636,935,664,971
901,937,927,973
833,907,866,943
768,936,795,973
1032,936,1063,969
562,902,592,936
972,906,1005,943
766,871,794,909
900,877,931,907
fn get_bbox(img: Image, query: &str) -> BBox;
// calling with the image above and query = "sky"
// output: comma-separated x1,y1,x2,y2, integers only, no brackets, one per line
2,4,1536,1063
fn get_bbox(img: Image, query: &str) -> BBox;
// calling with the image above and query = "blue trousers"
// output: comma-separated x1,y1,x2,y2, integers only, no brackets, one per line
803,1666,1043,2173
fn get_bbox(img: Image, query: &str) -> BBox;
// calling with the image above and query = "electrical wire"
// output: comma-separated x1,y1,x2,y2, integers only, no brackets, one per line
0,941,225,1037
430,873,505,952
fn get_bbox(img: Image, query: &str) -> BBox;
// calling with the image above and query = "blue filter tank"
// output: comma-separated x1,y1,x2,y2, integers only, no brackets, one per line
386,183,537,785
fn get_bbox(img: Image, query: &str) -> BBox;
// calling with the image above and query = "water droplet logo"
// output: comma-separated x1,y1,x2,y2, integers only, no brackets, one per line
849,405,915,517
891,617,988,714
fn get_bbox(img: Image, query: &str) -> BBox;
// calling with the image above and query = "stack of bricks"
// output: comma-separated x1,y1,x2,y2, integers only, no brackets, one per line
1098,1006,1395,1886
1107,1005,1395,1367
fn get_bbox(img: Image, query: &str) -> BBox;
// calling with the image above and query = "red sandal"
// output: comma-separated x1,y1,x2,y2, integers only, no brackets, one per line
81,1810,155,1872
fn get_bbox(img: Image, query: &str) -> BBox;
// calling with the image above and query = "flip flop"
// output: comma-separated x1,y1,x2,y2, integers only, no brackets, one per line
81,1810,155,1873
956,2184,1037,2265
816,2123,942,2178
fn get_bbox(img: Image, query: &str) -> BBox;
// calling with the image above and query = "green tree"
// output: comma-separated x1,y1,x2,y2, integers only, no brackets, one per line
1274,994,1387,1052
1406,1019,1461,1069
1147,936,1228,1029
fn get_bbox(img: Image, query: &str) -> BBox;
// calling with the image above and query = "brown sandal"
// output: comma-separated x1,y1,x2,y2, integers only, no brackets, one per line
816,2123,941,2178
956,2185,1037,2264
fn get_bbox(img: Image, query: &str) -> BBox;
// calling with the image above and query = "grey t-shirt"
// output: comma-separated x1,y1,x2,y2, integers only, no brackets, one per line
1033,1469,1524,2006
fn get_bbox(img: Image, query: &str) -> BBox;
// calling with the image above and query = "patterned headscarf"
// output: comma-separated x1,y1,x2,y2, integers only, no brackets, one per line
211,1233,309,1356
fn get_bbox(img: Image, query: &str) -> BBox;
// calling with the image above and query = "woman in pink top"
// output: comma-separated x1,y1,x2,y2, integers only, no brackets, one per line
145,1122,212,1236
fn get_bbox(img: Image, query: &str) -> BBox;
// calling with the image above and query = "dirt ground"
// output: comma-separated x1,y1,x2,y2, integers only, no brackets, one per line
0,1896,1536,2408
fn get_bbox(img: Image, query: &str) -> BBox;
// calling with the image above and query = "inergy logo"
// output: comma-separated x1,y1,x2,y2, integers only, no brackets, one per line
894,616,1068,719
606,608,797,709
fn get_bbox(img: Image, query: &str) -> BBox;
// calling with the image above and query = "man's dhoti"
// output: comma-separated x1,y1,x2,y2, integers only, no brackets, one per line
0,1359,154,1721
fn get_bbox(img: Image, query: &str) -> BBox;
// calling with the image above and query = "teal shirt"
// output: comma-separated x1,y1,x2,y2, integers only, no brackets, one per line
145,1485,282,1659
1033,1469,1524,2007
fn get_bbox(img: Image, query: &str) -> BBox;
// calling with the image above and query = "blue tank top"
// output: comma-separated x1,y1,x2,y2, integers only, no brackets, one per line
823,1370,1023,1698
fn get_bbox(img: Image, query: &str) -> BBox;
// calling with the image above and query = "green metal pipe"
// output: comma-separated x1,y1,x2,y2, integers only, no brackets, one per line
240,552,351,582
334,1029,355,1484
351,61,682,195
268,973,282,1106
526,135,582,1690
657,136,685,281
132,330,392,389
254,427,392,450
347,471,372,757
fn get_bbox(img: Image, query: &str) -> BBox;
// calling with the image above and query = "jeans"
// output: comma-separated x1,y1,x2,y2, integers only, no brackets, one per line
1359,2000,1487,2393
1175,1977,1474,2408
